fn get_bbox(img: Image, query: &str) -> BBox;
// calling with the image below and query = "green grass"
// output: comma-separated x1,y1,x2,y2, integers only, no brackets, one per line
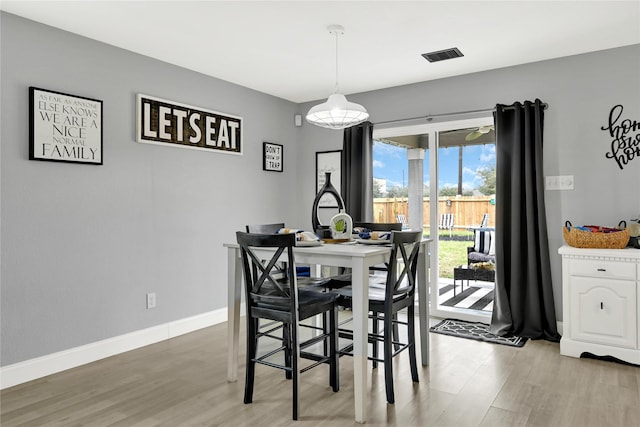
437,240,470,279
421,229,474,279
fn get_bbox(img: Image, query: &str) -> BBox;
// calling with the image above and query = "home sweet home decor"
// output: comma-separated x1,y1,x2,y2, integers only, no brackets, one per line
601,104,639,170
136,94,242,155
29,87,103,165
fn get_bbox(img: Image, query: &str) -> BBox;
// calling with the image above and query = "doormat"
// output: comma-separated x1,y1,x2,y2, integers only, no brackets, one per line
430,319,527,347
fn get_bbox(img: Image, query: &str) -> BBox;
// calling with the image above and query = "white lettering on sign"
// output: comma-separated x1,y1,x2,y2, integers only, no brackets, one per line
136,94,242,155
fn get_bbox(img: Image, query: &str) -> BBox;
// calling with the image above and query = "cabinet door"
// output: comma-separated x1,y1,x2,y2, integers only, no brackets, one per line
570,277,637,349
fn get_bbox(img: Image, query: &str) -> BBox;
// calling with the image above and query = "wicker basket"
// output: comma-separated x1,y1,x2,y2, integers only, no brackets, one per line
563,221,630,249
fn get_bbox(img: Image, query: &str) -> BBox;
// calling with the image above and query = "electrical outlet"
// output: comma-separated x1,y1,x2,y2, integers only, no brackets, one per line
146,292,157,309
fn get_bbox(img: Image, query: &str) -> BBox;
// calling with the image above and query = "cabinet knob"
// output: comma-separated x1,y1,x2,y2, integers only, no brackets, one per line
597,268,606,272
600,302,604,310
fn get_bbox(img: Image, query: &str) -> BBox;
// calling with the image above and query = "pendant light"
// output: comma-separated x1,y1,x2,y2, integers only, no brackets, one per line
306,25,369,130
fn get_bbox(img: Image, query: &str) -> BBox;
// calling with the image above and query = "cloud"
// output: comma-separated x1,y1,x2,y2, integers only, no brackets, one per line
373,159,384,168
480,145,496,163
373,140,405,159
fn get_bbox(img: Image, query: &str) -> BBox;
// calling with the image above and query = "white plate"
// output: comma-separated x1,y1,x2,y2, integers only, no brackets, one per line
296,240,324,247
355,238,391,245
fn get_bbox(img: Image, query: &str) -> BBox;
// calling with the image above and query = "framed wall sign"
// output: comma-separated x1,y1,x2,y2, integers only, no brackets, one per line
263,142,283,172
315,150,342,208
136,93,242,155
29,87,103,165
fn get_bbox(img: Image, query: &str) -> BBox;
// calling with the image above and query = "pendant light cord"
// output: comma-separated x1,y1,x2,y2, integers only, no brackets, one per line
334,29,340,94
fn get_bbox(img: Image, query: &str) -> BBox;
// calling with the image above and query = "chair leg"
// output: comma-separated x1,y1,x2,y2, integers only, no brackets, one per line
322,312,329,358
392,313,400,351
407,304,419,383
383,311,395,404
329,305,340,392
283,324,292,380
372,312,379,369
244,317,258,404
291,323,300,420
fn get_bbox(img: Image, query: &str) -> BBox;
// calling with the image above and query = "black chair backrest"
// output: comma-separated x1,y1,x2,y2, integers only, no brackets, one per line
354,222,402,231
245,223,285,233
385,231,422,299
236,232,298,320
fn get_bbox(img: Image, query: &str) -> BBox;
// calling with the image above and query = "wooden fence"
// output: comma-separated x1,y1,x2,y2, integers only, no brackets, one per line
373,196,495,229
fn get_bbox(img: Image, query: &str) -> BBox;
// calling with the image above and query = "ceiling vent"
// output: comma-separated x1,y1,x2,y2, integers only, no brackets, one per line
421,47,464,63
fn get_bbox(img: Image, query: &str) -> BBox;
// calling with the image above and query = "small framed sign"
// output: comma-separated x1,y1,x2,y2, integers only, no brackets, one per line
29,87,103,165
263,142,283,172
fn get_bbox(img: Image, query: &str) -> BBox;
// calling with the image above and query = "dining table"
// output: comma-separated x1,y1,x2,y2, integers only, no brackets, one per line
224,238,432,423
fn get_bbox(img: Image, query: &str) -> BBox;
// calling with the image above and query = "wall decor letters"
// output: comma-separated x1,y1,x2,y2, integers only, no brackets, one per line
136,94,242,155
601,104,640,170
263,142,283,172
29,87,103,165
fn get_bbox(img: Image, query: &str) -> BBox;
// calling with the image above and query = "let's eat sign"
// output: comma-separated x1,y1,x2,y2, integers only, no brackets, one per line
136,94,242,155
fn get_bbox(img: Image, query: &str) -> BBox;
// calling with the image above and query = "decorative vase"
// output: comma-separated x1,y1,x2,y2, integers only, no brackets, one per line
312,172,346,235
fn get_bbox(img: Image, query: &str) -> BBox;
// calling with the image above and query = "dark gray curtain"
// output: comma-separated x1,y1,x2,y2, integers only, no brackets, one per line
490,99,560,342
341,121,374,222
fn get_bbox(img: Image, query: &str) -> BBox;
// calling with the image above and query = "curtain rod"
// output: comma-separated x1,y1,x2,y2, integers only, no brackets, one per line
373,102,548,126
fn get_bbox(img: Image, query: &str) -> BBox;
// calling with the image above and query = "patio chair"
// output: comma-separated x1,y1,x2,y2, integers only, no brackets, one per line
467,228,496,265
439,213,455,237
395,214,409,230
479,213,489,228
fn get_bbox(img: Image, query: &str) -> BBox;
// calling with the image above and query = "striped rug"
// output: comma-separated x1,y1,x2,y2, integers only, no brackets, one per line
439,283,494,312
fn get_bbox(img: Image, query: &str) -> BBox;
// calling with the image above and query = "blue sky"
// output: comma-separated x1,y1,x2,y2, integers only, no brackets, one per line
372,140,496,191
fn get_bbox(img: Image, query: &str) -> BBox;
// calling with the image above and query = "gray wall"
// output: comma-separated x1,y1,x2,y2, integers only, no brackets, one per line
1,13,303,365
295,44,640,322
2,12,639,367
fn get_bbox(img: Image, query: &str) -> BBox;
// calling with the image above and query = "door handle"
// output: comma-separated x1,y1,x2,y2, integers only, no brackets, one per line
597,268,606,272
600,302,604,310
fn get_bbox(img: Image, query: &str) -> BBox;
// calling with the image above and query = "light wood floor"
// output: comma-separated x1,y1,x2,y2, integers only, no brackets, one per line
2,316,639,426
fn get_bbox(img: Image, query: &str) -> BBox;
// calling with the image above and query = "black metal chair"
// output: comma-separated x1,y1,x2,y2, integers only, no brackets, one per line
245,223,285,234
334,230,422,404
325,222,403,289
245,223,319,281
237,232,340,420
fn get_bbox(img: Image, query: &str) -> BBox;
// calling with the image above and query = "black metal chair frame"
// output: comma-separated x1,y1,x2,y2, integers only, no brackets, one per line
335,230,422,404
237,232,339,420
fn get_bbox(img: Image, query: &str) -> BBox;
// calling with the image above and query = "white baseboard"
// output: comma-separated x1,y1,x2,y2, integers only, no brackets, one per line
0,308,229,390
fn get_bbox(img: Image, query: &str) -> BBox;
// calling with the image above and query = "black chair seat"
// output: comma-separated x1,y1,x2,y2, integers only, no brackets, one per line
252,283,338,320
335,283,411,304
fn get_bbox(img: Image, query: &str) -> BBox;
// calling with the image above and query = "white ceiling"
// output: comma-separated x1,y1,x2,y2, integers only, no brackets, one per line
2,1,639,103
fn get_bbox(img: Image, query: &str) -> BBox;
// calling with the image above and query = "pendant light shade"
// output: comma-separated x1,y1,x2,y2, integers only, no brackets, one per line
306,94,369,129
306,25,369,130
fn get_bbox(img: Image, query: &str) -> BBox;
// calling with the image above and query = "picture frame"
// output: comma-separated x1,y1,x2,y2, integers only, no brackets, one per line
29,87,103,165
315,150,342,208
263,142,283,172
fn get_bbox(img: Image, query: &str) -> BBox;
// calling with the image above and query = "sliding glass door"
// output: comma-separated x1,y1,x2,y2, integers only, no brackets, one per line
373,115,495,323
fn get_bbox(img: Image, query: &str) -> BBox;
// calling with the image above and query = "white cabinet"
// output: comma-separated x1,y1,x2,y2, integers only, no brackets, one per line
559,246,640,364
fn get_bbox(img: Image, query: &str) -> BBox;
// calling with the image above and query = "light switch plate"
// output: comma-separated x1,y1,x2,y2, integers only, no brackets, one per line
546,175,574,190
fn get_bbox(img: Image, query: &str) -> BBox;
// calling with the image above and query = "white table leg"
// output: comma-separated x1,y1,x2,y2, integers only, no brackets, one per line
227,247,242,382
351,260,368,423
